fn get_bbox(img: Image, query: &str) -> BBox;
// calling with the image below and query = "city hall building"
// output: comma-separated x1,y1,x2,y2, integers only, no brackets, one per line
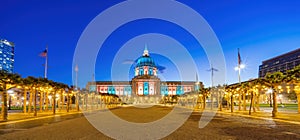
86,48,203,96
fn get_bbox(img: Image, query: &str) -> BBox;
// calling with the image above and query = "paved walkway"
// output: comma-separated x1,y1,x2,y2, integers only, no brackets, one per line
0,110,81,124
1,105,300,125
1,105,300,140
0,105,120,124
216,107,300,125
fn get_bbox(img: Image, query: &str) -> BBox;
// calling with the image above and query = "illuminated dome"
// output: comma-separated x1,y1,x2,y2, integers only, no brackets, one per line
136,56,156,67
134,46,158,77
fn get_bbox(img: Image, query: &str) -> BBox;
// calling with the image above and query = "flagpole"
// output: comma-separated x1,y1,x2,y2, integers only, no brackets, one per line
75,64,79,111
45,46,48,79
235,48,245,111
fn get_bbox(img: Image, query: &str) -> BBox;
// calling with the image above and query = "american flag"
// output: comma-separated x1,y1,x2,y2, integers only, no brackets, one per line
238,48,242,65
39,49,47,57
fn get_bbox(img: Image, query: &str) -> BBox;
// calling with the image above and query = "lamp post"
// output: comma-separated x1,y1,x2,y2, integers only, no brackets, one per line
235,63,245,111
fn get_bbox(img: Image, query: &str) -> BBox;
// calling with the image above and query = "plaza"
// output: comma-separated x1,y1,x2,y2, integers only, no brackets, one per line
1,0,300,139
1,105,300,139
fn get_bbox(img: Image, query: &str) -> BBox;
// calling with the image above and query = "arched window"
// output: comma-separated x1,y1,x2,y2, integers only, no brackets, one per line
149,68,153,75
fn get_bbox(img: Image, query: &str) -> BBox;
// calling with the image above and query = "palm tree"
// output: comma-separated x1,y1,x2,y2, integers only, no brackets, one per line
0,70,21,121
265,72,285,117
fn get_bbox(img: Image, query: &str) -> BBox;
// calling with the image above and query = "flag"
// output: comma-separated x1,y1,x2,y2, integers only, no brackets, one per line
238,48,242,65
39,49,47,57
75,64,78,72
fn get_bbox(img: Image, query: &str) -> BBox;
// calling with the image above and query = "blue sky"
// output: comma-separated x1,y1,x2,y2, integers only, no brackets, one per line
1,0,300,88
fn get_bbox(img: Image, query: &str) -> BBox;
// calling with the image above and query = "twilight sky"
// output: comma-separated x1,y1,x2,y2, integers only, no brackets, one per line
1,0,300,88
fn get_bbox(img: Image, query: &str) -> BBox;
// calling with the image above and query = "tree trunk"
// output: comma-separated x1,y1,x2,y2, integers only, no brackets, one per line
85,94,88,110
243,92,246,111
67,92,70,112
253,91,256,113
272,89,278,117
203,95,206,109
217,92,220,110
62,93,65,111
227,94,230,110
249,92,253,115
39,92,43,112
238,92,241,111
59,92,62,112
256,90,260,111
28,91,33,113
219,93,222,111
8,95,11,110
269,93,272,107
231,94,234,113
297,94,300,113
1,91,8,121
210,93,213,110
45,92,49,112
53,93,56,115
76,93,79,111
23,90,27,113
34,90,37,117
96,95,99,109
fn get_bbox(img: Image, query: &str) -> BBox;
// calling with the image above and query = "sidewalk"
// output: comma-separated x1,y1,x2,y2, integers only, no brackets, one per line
217,107,300,125
0,110,82,124
0,105,119,124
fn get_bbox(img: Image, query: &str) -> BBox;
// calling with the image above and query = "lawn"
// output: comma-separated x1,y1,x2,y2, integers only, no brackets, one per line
244,103,298,110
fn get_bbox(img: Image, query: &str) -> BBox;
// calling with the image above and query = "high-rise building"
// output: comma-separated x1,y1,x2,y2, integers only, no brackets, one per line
259,48,300,77
0,38,15,73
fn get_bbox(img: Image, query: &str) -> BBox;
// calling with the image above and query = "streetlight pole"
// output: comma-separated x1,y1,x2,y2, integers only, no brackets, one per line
75,64,79,111
207,64,218,110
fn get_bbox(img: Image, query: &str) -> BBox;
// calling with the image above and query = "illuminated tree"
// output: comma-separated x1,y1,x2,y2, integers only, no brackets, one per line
265,72,285,117
0,70,21,121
